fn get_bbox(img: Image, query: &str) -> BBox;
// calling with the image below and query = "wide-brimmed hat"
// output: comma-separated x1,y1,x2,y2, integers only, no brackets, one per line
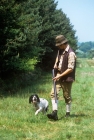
55,35,68,46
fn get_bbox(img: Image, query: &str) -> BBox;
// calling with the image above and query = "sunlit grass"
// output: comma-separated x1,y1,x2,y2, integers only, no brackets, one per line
0,58,94,140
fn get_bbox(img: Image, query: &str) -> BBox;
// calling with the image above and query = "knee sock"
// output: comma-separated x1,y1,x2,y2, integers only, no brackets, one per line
66,103,71,112
51,99,58,111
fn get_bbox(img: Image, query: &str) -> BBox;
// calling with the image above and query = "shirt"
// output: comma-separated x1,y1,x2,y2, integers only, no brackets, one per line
58,45,76,71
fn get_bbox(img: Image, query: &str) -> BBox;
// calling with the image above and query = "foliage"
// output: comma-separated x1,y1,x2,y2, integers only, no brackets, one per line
0,0,43,74
0,0,78,76
38,2,78,69
77,41,94,58
0,0,20,73
79,41,94,52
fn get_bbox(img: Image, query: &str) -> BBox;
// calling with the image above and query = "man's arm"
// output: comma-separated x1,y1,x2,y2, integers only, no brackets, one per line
53,52,76,81
54,50,59,69
53,68,73,81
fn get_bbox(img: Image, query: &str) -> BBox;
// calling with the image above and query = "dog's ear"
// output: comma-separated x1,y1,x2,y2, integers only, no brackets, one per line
35,94,40,102
29,95,33,103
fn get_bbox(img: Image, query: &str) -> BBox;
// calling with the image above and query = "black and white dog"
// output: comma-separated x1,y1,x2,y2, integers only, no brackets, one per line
29,94,49,115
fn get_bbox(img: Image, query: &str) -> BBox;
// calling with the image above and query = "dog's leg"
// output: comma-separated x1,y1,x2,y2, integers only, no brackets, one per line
42,108,46,114
42,106,48,115
35,107,42,115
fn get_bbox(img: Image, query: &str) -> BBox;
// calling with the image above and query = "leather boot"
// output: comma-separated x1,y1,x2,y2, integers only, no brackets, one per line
47,110,58,120
65,112,70,118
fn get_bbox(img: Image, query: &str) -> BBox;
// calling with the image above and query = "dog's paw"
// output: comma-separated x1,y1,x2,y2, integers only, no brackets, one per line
35,111,38,115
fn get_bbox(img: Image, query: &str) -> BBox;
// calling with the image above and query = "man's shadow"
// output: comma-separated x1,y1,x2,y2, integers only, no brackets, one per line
58,113,87,120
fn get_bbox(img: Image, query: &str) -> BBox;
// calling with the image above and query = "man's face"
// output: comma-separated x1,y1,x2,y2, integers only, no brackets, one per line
57,44,65,49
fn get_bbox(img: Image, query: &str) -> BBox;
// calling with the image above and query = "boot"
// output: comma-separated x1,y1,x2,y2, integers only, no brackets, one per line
65,112,70,118
47,110,58,120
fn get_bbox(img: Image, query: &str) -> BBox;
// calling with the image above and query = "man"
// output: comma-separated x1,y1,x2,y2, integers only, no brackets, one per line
47,35,76,120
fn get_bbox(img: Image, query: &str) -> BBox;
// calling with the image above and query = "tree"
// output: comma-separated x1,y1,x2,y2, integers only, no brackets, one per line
80,42,94,52
0,0,20,74
0,0,78,75
0,0,43,75
37,1,78,69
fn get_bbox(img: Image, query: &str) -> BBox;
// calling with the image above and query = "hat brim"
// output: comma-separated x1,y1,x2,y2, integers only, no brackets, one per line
56,39,68,46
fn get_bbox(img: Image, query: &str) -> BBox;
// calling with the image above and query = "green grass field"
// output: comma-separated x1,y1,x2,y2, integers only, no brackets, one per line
0,58,94,140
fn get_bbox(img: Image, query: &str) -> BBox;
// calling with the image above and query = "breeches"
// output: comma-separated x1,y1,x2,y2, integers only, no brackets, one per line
50,80,72,104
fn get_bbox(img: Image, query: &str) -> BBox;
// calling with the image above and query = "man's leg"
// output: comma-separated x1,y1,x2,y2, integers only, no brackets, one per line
47,80,61,120
65,103,71,117
61,82,72,117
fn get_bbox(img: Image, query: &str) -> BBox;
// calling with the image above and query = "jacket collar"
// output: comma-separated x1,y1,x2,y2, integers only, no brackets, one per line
63,44,69,54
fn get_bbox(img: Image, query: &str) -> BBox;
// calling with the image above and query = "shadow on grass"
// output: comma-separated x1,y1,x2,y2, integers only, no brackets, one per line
0,71,51,97
58,113,88,120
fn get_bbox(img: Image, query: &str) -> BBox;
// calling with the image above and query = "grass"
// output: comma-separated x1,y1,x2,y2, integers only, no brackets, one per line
0,58,94,140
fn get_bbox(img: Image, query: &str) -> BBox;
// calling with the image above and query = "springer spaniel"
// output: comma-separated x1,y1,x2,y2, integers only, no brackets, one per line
29,94,49,115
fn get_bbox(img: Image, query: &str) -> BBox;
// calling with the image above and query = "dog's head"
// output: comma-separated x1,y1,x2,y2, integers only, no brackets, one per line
29,94,40,104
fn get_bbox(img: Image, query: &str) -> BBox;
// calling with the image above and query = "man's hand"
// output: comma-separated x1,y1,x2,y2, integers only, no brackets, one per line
54,64,58,69
53,75,60,81
53,68,73,81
